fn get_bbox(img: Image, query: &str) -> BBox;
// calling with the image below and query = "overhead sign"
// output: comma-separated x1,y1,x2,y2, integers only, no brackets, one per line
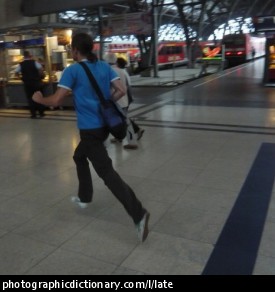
102,12,152,36
253,15,275,32
0,38,44,49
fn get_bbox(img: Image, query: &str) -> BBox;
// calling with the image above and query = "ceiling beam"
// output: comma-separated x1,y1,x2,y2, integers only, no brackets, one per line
21,0,127,16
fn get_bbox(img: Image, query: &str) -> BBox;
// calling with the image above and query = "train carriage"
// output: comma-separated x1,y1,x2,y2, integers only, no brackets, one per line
222,33,266,65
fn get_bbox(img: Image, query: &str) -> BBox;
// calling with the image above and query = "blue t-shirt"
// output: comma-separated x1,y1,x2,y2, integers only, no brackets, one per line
58,60,119,129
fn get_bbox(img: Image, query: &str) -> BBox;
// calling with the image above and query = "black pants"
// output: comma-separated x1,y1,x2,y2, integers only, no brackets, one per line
23,83,45,117
73,128,146,225
130,119,140,133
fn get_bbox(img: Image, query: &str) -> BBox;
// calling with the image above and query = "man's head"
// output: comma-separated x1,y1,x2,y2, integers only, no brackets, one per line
116,57,127,69
23,51,31,59
71,33,94,61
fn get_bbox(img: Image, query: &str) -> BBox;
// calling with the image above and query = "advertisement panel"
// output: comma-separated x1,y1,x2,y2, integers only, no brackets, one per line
102,12,152,36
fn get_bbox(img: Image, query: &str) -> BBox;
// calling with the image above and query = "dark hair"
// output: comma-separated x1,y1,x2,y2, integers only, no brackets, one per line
71,33,97,62
116,57,128,69
23,51,31,58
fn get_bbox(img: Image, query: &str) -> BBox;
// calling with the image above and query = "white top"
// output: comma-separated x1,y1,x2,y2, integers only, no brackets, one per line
111,65,130,108
14,58,42,73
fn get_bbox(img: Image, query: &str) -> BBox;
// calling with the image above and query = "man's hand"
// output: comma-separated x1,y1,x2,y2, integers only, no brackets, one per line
32,87,69,107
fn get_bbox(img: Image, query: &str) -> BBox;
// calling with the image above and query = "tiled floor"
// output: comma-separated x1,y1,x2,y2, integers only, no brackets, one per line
1,58,275,275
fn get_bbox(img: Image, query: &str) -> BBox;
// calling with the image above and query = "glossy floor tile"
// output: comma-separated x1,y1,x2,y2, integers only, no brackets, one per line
0,58,275,275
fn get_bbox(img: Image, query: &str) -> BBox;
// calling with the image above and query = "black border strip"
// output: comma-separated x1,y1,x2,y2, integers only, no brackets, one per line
202,143,275,275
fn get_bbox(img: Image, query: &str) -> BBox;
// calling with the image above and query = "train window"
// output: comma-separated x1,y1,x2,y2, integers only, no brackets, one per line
174,46,183,54
159,47,168,55
159,45,183,55
223,38,234,45
223,36,245,45
234,39,245,45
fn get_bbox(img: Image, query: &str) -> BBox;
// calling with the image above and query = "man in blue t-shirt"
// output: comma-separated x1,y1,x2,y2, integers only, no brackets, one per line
32,33,150,242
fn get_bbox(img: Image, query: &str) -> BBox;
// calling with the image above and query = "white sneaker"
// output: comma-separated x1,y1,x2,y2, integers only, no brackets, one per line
136,212,150,242
71,196,89,209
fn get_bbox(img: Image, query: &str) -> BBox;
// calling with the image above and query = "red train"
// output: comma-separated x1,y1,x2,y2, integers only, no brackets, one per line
157,41,221,67
222,33,266,65
99,40,221,71
157,41,188,67
92,35,265,70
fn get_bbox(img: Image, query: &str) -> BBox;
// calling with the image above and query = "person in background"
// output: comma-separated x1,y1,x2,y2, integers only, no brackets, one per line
15,51,45,119
107,55,144,149
116,57,145,142
32,33,150,242
251,47,256,60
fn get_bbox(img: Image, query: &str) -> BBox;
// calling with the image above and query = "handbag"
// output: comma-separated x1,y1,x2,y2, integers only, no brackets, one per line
79,62,127,140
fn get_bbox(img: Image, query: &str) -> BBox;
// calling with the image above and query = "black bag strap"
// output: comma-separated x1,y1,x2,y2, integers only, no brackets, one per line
79,62,106,105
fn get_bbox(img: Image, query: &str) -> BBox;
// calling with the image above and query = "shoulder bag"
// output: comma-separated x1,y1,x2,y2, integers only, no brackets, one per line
79,62,127,140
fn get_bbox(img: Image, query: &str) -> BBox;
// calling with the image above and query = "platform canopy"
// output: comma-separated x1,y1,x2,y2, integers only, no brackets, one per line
21,0,128,16
20,0,275,40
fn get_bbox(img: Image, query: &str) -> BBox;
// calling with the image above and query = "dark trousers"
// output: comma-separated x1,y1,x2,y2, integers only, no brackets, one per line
123,106,140,134
73,128,146,225
130,119,140,133
23,83,45,117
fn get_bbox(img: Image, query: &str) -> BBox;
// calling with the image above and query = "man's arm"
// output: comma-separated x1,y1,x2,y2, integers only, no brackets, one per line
38,68,45,79
14,65,21,79
14,72,20,79
35,61,45,79
111,79,127,101
32,87,70,107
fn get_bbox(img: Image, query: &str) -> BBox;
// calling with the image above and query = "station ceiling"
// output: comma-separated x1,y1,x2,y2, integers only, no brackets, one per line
21,0,275,39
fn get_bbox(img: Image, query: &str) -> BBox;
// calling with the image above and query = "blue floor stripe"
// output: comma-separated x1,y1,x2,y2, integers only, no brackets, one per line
202,143,275,275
